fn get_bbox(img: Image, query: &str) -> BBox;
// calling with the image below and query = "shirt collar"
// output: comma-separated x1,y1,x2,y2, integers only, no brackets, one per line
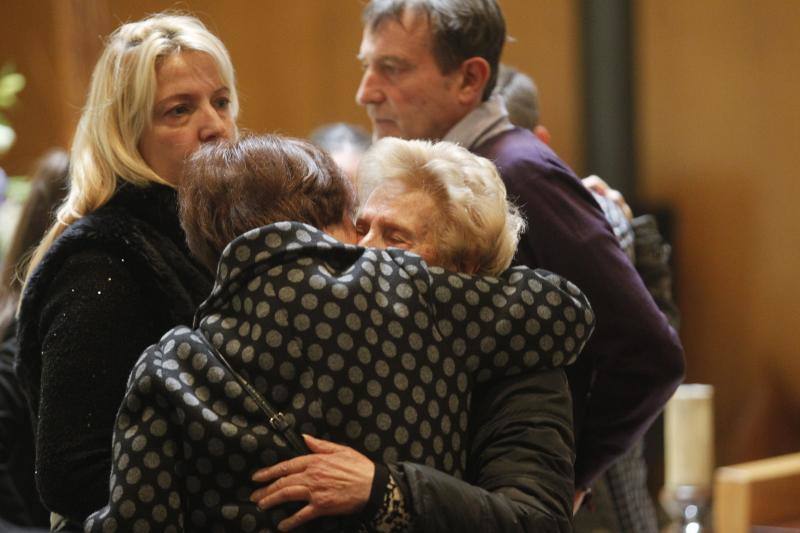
442,94,514,149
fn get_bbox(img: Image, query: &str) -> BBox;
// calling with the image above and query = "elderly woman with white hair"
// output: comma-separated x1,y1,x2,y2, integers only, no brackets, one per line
15,13,237,526
355,137,524,276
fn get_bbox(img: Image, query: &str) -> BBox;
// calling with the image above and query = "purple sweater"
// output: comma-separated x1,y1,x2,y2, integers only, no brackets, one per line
474,127,685,487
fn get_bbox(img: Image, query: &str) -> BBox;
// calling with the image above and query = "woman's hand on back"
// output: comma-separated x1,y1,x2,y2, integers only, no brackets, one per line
250,434,375,531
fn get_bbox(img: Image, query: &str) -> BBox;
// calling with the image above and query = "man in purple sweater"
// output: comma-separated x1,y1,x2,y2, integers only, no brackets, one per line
356,0,685,509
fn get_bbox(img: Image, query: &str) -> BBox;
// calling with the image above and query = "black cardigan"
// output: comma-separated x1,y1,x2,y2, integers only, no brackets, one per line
16,182,213,522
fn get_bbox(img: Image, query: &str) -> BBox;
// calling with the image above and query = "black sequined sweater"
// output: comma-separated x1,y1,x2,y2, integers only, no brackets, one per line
16,182,213,522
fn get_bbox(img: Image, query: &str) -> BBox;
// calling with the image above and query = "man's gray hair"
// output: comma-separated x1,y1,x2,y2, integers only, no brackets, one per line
494,64,540,130
363,0,506,101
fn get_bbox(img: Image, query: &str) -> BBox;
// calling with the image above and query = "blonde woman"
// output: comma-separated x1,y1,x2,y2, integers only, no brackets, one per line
15,13,237,525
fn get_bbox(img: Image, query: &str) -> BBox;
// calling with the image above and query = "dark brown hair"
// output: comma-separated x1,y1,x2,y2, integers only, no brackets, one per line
178,135,355,271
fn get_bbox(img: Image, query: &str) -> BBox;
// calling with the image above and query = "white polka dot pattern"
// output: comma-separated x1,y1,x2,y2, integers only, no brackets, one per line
86,222,594,532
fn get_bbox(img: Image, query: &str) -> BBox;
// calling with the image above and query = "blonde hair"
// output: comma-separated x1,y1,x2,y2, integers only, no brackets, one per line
357,137,525,276
24,13,238,285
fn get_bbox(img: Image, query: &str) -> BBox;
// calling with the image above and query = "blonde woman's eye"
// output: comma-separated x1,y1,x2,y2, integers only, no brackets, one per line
215,97,231,109
167,104,190,117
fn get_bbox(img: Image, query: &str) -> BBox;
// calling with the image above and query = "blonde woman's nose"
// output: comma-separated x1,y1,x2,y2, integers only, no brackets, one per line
199,104,230,143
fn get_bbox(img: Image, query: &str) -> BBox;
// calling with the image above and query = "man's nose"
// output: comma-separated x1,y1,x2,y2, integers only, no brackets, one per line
356,69,384,106
199,104,230,143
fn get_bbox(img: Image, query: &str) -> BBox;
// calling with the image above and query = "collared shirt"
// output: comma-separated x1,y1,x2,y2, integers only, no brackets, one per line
442,95,514,149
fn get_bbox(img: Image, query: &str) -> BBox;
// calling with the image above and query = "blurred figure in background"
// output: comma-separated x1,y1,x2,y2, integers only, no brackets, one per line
494,64,550,146
0,168,21,261
0,149,68,528
495,63,681,532
309,122,371,182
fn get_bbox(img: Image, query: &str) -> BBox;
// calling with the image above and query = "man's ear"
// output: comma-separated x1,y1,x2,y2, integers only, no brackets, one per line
457,57,491,106
533,125,552,145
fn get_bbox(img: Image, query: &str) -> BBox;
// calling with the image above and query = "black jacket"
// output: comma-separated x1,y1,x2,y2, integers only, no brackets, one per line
396,368,575,532
0,321,48,527
16,183,213,522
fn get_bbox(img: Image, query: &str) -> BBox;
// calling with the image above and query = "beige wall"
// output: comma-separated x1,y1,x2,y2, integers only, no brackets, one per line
637,0,800,465
3,0,799,470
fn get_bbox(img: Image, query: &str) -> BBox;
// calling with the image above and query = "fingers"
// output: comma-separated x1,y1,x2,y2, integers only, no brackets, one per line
583,175,634,220
251,472,307,502
573,489,587,515
277,504,320,532
583,175,609,194
303,434,345,453
255,484,311,511
252,455,313,483
252,436,343,482
603,188,633,220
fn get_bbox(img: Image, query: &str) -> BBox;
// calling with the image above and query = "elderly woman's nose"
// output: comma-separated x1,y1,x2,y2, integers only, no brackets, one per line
358,229,382,248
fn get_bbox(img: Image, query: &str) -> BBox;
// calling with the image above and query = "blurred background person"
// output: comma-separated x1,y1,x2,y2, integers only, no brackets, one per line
0,148,68,528
309,122,371,183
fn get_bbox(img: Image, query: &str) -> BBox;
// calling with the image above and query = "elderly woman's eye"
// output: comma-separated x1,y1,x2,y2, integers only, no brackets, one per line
387,234,407,246
214,96,231,110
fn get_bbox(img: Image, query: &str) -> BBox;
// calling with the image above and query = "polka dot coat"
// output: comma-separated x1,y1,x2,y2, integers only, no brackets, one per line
86,222,594,532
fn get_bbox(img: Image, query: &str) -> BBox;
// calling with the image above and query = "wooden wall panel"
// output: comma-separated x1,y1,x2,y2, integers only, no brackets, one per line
1,2,73,173
500,1,584,174
636,0,800,466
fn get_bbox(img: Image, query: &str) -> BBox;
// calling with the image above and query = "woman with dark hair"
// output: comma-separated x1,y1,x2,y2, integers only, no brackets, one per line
86,135,593,532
